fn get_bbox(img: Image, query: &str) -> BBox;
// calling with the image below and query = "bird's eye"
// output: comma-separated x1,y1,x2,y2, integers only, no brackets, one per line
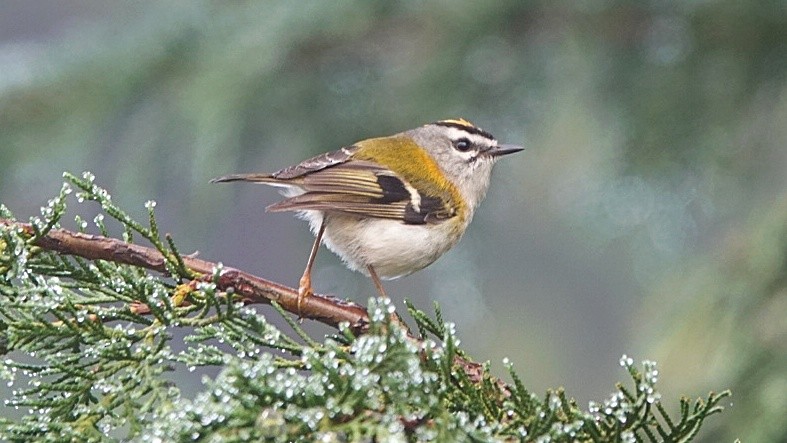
454,138,473,152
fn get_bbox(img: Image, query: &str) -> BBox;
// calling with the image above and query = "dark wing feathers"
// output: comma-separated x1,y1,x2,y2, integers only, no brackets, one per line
404,195,453,224
374,175,411,203
262,148,453,224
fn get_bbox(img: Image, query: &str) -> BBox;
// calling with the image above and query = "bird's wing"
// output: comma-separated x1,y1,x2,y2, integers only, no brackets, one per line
211,146,362,184
268,159,456,225
271,146,361,179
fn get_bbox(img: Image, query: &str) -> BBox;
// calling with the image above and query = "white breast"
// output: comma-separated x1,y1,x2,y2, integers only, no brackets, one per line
298,211,466,280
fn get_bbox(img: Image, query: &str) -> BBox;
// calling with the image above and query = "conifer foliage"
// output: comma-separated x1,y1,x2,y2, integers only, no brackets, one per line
0,173,728,442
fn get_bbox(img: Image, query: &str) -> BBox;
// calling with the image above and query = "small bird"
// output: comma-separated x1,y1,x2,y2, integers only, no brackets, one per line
211,119,522,313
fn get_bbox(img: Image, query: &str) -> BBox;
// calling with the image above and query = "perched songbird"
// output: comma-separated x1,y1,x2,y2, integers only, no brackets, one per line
211,119,523,312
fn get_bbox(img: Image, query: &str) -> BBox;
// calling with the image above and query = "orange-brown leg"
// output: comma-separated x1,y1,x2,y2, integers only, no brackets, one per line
297,220,326,317
367,265,388,299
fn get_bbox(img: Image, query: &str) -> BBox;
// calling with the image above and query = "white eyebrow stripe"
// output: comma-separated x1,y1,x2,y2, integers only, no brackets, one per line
444,127,495,145
444,127,473,141
446,126,496,143
467,133,494,145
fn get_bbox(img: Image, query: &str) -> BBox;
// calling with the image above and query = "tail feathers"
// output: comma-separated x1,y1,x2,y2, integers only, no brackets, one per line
209,173,276,184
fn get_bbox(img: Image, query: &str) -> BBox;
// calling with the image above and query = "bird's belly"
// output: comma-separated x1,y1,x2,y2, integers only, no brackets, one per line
309,213,464,279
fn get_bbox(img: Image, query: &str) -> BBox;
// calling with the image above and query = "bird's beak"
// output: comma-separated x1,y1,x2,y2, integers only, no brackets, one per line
488,144,525,157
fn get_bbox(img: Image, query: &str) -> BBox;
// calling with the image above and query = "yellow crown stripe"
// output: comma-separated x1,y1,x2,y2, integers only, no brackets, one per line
437,118,476,128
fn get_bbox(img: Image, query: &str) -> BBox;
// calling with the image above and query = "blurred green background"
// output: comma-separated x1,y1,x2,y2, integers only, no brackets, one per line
1,1,785,441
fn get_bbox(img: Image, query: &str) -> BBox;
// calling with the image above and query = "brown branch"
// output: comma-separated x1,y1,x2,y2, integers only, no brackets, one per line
0,218,508,395
1,218,369,334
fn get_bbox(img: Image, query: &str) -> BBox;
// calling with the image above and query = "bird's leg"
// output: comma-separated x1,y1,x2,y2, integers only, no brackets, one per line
367,264,412,331
367,265,388,299
297,220,326,317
